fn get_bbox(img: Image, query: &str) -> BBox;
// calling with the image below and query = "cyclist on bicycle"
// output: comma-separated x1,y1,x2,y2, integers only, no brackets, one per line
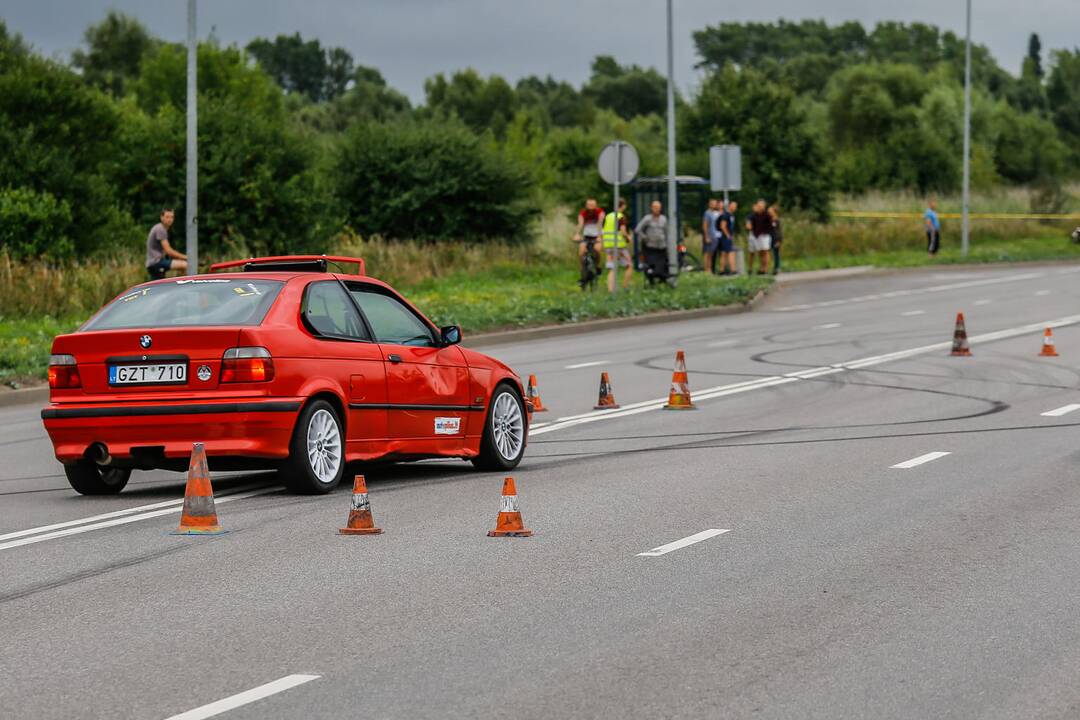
574,198,604,264
602,198,632,292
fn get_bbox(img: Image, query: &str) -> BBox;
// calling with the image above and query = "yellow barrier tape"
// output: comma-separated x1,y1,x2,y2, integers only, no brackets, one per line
834,210,1080,221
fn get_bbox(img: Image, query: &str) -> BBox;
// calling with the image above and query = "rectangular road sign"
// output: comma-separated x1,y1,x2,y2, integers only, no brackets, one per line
709,145,742,192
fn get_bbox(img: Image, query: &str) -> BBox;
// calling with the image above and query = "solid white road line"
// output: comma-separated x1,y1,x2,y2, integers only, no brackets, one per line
814,322,842,329
638,529,730,557
1041,404,1080,418
901,310,926,316
0,482,270,543
0,487,279,552
774,271,1044,312
564,360,609,369
890,451,951,469
163,674,320,720
529,312,1080,438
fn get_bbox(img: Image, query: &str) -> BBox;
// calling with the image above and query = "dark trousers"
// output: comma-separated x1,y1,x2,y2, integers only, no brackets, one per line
770,242,782,273
927,229,940,255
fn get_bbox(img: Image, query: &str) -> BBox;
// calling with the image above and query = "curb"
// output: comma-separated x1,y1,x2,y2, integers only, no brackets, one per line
0,386,47,409
465,289,767,349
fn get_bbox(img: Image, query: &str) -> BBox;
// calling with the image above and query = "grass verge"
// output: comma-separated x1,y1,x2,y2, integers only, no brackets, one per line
0,271,770,384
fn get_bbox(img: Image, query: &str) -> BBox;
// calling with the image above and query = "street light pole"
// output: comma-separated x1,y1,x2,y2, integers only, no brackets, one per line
186,0,198,274
664,0,678,283
961,0,972,257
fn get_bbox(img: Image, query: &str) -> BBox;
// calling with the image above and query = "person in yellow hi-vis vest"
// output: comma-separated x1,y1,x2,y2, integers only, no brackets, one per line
601,198,633,292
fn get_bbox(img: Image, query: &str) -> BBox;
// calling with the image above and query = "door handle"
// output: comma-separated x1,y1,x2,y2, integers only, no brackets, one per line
387,354,402,364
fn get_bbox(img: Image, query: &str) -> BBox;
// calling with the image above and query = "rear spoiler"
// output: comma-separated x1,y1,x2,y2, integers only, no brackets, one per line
209,255,366,275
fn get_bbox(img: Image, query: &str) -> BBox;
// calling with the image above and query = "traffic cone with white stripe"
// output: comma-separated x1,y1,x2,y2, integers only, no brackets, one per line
339,475,383,535
1038,327,1059,357
171,442,225,535
663,350,696,410
526,374,548,412
487,476,532,537
593,372,620,409
950,312,972,356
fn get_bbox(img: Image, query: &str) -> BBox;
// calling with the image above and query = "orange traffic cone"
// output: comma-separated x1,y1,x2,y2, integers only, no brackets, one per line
1038,327,1059,357
950,312,972,356
593,372,620,409
171,442,225,535
339,475,383,535
663,350,696,410
487,477,532,537
526,374,548,412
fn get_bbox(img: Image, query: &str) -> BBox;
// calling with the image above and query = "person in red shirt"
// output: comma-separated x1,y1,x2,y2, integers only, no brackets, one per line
574,198,605,269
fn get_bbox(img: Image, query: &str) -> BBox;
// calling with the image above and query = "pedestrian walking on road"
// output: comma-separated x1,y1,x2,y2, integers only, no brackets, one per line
746,199,772,275
702,198,720,274
146,208,188,279
924,196,941,256
768,204,783,275
602,198,633,292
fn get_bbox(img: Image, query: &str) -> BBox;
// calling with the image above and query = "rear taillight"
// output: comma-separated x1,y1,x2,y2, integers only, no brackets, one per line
48,354,81,389
220,347,274,383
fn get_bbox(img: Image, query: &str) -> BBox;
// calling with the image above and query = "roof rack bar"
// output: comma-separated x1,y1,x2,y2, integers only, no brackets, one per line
209,255,366,275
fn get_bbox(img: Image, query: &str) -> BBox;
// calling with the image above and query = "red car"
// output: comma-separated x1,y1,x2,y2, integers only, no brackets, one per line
42,255,530,495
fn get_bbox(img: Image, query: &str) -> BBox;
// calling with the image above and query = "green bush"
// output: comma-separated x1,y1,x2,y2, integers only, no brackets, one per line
0,187,73,259
332,120,538,243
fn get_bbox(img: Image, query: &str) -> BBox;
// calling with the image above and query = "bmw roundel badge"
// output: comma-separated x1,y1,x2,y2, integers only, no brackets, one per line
197,365,212,382
139,334,152,349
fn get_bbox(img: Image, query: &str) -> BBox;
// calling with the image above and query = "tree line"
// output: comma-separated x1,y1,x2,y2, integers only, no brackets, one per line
0,12,1076,261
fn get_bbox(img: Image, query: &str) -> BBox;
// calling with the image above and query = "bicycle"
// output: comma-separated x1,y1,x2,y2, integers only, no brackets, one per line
576,236,601,290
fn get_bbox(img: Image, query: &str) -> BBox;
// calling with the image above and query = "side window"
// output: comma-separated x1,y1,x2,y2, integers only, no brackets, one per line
302,281,369,340
349,287,434,346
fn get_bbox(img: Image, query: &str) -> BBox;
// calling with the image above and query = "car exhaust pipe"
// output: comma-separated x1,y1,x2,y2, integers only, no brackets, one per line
88,442,111,466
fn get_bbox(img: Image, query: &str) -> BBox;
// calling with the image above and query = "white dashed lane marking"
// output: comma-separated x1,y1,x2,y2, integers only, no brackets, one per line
564,360,609,369
890,452,951,469
638,529,731,557
163,674,321,720
813,323,842,329
1041,404,1080,418
901,310,926,316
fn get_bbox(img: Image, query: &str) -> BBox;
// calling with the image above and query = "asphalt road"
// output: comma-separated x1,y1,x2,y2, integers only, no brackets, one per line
4,263,1080,719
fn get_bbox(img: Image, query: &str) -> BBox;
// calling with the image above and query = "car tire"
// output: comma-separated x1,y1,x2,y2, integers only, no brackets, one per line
472,383,527,471
64,462,131,495
281,399,346,494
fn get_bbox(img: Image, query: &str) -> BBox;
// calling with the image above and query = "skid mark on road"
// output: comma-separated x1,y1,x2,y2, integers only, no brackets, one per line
532,313,1080,439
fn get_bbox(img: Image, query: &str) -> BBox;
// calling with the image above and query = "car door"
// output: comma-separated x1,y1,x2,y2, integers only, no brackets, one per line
346,283,471,452
300,280,389,452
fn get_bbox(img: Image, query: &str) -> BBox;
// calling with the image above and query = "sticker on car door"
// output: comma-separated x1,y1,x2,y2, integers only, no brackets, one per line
434,417,461,435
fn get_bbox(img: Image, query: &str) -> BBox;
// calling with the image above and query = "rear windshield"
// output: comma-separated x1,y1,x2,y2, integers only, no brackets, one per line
82,279,283,331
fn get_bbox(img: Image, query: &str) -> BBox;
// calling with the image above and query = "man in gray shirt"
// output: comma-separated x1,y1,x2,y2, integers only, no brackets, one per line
146,207,188,279
635,200,668,250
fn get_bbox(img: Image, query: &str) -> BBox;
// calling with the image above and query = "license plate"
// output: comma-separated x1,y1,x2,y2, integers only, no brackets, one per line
109,363,187,385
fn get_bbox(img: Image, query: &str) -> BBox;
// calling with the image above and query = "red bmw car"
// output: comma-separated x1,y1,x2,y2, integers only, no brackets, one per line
41,255,530,495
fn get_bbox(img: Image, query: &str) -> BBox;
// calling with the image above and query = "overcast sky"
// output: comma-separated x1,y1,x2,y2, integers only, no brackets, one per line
2,0,1078,102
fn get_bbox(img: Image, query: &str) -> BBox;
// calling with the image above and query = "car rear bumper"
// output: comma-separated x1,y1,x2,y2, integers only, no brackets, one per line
41,399,301,464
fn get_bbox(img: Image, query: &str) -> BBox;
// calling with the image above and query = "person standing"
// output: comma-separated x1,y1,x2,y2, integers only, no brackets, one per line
924,196,941,256
602,198,633,292
701,198,720,274
768,204,783,275
746,199,772,275
635,200,669,282
146,207,188,279
716,200,738,276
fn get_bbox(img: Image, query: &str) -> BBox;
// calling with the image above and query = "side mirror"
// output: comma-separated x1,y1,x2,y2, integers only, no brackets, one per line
440,325,462,346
